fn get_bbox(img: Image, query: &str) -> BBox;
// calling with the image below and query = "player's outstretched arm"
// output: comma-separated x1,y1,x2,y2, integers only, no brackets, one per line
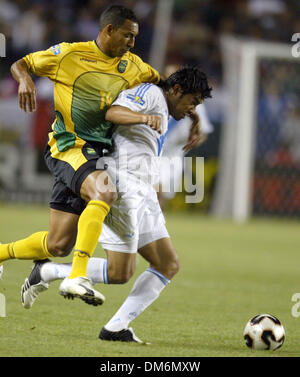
11,59,37,113
106,105,162,134
183,109,207,153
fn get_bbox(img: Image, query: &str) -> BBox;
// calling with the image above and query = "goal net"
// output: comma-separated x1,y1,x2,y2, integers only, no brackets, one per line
212,36,300,221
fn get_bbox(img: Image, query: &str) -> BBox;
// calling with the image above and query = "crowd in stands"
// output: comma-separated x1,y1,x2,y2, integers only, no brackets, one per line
1,0,298,84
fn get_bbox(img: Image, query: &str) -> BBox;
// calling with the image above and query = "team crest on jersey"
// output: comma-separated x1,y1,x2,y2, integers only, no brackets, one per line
118,60,128,73
50,44,61,55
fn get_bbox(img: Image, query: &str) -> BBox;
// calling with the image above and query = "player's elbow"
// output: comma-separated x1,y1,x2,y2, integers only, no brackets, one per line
10,58,28,79
10,60,17,76
105,106,117,123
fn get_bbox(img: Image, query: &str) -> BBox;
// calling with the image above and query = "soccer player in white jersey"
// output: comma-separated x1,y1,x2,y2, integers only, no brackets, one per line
21,66,212,343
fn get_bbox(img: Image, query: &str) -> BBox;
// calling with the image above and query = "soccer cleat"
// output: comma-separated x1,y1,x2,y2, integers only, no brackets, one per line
99,327,149,344
21,259,50,309
59,276,105,306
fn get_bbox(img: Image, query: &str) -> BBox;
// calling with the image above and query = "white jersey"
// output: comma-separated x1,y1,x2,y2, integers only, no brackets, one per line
112,83,168,161
98,83,170,253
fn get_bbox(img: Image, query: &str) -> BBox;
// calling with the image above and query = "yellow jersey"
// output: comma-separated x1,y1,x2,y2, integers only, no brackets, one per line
23,41,160,151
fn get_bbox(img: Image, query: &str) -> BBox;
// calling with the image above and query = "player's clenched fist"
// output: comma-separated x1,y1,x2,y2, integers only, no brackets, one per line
18,77,37,113
142,114,162,134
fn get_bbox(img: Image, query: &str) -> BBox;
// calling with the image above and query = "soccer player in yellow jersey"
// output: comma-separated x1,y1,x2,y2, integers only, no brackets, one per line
0,5,161,305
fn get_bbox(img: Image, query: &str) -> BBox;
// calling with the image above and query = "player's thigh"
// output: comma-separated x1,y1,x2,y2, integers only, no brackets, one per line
80,169,117,205
45,138,115,205
138,237,180,280
104,249,136,284
47,209,79,257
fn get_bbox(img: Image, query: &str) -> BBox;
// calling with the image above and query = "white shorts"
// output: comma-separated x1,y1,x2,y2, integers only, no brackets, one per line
99,175,169,253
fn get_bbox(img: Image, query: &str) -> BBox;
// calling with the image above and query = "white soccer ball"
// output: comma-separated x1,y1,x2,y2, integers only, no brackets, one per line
243,314,285,350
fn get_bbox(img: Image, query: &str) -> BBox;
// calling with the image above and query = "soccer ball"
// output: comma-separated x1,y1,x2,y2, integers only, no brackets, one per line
243,314,285,350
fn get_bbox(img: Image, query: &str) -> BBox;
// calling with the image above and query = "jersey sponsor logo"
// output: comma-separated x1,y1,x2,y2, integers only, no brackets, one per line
80,57,97,63
50,44,61,55
118,60,128,73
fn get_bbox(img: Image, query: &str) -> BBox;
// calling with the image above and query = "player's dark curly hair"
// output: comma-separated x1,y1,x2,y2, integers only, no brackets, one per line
100,5,138,30
159,65,212,99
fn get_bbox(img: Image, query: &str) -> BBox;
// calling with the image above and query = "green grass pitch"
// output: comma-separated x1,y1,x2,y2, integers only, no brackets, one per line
0,203,300,357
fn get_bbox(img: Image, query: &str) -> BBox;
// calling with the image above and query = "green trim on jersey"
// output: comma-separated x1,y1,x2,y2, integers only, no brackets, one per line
53,111,76,152
71,71,129,145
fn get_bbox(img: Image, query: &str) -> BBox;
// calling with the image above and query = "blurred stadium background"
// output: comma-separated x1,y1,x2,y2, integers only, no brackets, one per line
1,0,300,221
1,0,300,357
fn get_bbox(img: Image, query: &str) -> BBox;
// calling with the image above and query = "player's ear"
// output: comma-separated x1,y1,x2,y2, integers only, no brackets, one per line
105,24,115,36
171,84,182,96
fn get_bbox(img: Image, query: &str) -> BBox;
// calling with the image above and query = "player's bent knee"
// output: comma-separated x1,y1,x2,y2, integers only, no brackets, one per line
107,275,130,284
47,239,73,258
82,171,117,206
166,257,180,279
155,256,180,280
107,267,134,284
48,247,71,258
97,190,117,206
88,190,117,207
109,276,130,284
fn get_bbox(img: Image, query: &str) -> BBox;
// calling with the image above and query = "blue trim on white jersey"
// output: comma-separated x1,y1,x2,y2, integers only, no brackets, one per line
157,133,166,156
147,267,170,286
103,260,109,284
127,83,152,106
139,83,152,99
126,93,145,105
166,116,179,136
134,83,148,97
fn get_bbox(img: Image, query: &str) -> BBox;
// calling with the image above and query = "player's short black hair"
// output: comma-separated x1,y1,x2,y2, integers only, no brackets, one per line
160,65,212,99
100,5,138,30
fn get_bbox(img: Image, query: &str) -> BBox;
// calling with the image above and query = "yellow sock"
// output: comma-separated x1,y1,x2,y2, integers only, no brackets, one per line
69,200,110,279
0,231,52,263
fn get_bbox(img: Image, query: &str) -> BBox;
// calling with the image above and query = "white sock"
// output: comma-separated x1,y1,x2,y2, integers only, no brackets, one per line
40,258,109,284
87,257,109,284
41,262,71,283
105,267,170,332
